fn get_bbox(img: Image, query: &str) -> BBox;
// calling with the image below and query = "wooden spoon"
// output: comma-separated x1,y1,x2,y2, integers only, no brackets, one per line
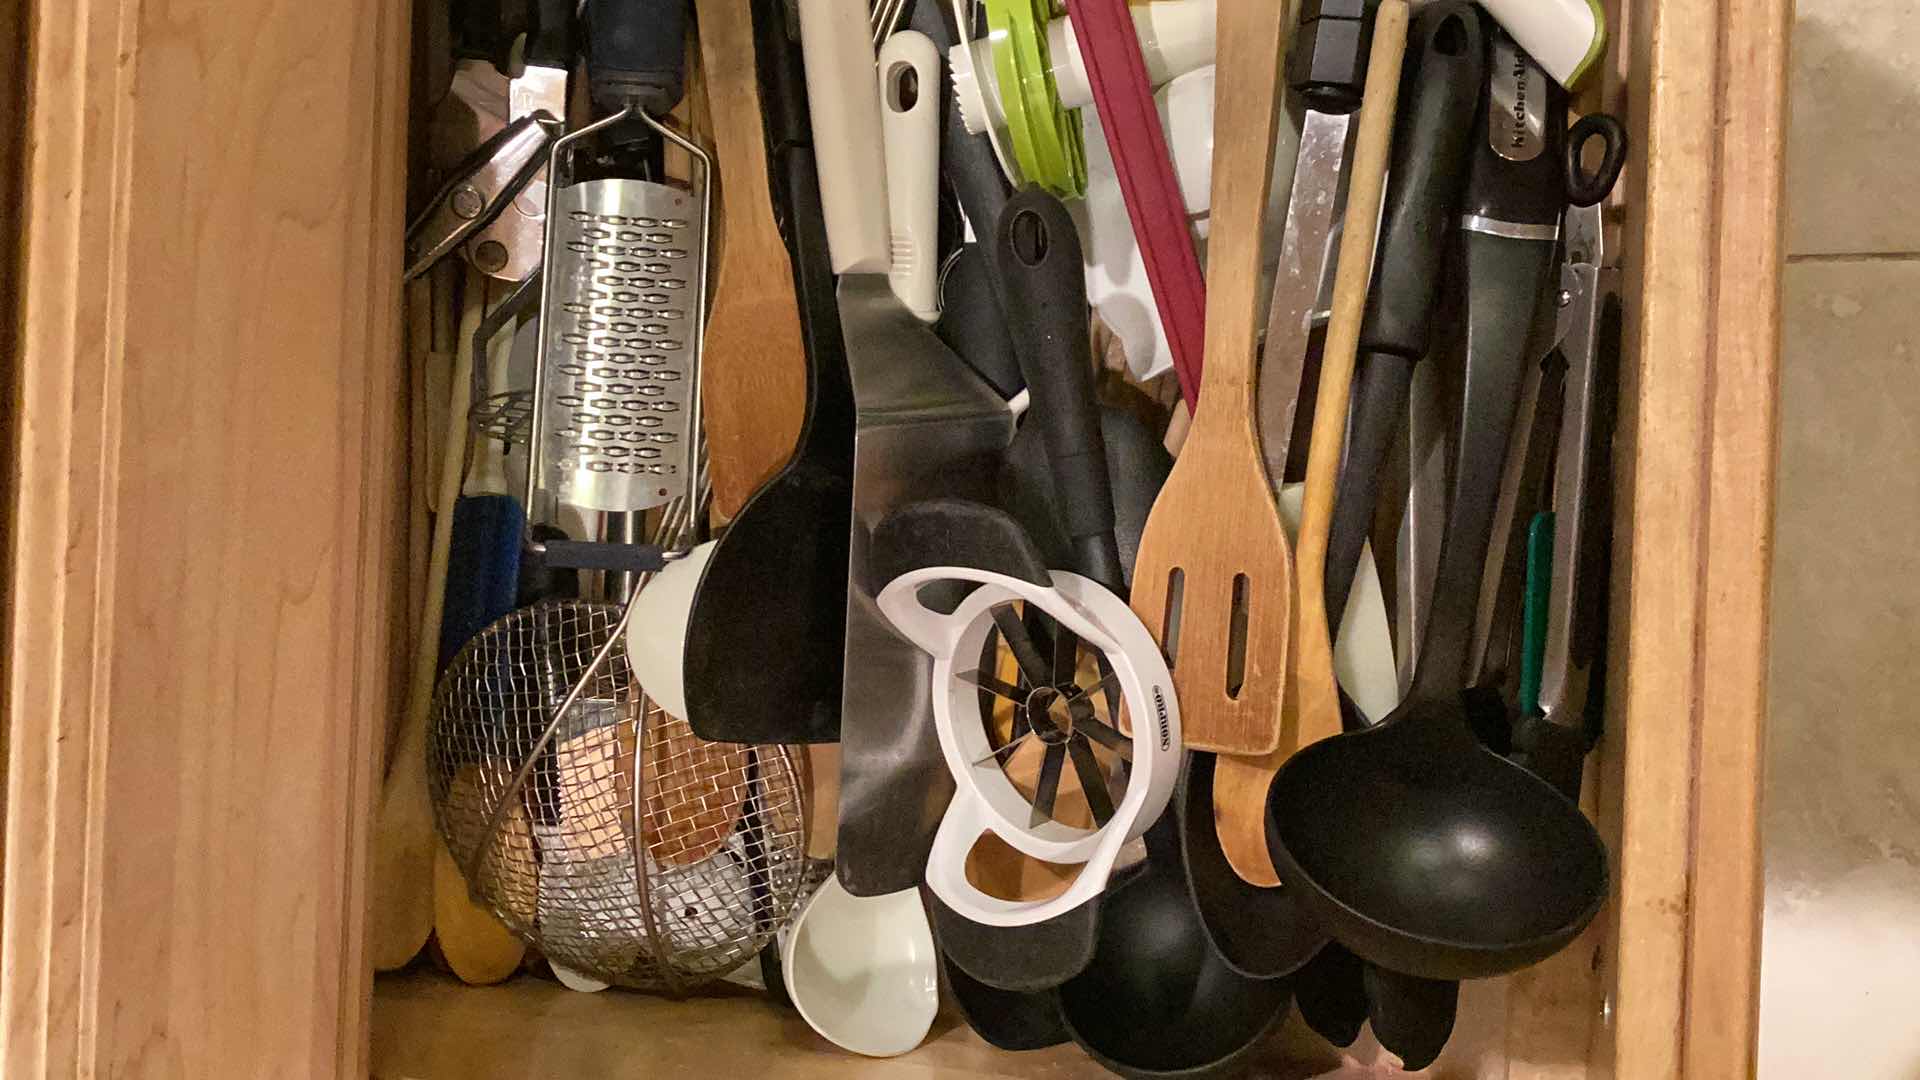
371,268,480,970
692,0,808,521
1213,0,1412,884
1127,0,1295,756
432,764,532,985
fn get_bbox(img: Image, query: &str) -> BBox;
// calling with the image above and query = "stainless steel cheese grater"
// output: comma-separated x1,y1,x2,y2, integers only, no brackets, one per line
528,111,711,520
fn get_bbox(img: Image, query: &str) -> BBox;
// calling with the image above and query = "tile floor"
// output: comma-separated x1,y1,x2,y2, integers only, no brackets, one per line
1760,0,1920,1076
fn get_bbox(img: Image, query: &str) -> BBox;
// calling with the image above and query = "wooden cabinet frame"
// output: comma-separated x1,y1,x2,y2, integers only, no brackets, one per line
1,0,1785,1076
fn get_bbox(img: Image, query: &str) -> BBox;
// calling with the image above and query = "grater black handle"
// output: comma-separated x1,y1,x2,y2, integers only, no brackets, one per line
587,0,689,117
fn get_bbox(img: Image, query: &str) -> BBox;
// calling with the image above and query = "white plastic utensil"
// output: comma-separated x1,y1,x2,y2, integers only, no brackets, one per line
622,540,718,722
879,30,942,321
783,877,939,1057
801,0,893,272
877,566,1180,927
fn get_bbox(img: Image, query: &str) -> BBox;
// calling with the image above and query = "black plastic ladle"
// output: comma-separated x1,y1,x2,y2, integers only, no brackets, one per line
1264,22,1609,983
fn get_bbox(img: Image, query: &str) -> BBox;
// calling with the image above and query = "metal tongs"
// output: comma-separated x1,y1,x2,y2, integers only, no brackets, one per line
1505,195,1622,798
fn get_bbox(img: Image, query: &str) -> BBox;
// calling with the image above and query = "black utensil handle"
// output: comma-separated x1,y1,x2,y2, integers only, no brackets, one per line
526,0,576,67
451,0,532,72
1564,112,1628,208
536,538,671,573
1460,24,1568,228
1323,349,1415,631
755,0,812,153
1357,1,1485,359
586,0,689,116
1289,0,1375,114
994,189,1121,591
1409,229,1559,701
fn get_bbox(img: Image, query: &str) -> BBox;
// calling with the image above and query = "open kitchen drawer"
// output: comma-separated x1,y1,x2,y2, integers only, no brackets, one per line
0,0,1786,1076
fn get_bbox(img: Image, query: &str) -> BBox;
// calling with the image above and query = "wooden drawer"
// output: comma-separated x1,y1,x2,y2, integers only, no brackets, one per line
0,0,1786,1076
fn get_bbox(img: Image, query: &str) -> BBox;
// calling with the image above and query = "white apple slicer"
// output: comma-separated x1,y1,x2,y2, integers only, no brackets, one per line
876,565,1180,927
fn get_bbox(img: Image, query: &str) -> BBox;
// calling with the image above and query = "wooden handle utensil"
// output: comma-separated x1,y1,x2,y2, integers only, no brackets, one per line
1127,0,1298,756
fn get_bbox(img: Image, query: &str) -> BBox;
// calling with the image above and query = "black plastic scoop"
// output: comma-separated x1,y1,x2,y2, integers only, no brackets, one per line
1055,811,1292,1079
1264,19,1608,983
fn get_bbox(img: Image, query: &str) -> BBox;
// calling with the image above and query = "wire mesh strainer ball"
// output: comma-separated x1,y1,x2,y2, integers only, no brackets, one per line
427,599,807,992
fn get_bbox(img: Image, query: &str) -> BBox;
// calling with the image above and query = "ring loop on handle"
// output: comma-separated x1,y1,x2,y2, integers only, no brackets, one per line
1564,113,1627,208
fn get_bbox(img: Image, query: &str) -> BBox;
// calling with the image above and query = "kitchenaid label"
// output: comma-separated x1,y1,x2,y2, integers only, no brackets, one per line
1489,34,1546,162
1153,686,1172,751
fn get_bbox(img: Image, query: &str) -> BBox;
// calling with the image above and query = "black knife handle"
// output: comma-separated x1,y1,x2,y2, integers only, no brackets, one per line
995,189,1121,590
1289,0,1375,113
1357,1,1485,360
1461,23,1569,227
586,0,689,116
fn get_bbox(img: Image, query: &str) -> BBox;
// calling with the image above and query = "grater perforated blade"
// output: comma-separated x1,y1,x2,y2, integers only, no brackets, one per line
539,178,706,514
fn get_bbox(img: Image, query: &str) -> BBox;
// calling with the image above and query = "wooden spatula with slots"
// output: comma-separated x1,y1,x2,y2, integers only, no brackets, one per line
1127,1,1296,755
693,0,808,521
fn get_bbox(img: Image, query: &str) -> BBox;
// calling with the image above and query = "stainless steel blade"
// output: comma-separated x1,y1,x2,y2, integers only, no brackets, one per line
1257,107,1354,489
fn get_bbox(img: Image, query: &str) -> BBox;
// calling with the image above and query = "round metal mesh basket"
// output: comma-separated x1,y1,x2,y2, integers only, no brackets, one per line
427,599,808,992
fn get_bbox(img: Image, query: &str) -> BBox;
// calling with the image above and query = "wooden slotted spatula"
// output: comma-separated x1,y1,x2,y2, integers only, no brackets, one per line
1127,1,1295,755
1212,0,1413,885
693,0,808,521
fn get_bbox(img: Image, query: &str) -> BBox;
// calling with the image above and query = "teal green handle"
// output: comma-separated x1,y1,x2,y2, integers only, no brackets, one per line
1519,512,1554,716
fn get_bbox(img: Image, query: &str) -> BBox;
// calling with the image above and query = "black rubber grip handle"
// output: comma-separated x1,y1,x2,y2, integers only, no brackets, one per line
994,189,1121,591
1289,0,1374,113
1461,23,1569,227
525,0,576,67
587,0,689,116
1358,1,1485,360
1323,348,1415,632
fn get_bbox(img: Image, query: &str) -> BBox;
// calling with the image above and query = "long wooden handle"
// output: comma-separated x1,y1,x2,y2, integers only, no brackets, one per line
695,0,779,234
1294,0,1410,744
1197,0,1293,401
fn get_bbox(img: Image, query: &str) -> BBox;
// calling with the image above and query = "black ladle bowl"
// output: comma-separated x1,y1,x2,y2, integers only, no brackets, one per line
1266,699,1608,980
1056,814,1292,1079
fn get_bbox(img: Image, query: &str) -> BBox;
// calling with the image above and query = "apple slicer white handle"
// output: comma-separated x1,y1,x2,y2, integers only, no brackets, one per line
924,789,1128,927
800,0,893,272
879,30,943,321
